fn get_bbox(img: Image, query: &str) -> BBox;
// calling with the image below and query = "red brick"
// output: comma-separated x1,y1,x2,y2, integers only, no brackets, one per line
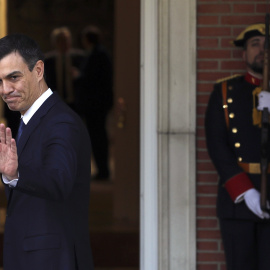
197,184,218,194
197,264,218,270
197,252,225,262
220,263,227,270
197,197,217,207
196,150,210,161
221,60,246,70
221,38,236,48
232,50,245,59
197,83,213,93
197,219,218,230
198,50,231,59
197,240,219,250
197,115,206,124
221,15,265,25
197,118,206,128
197,218,219,230
197,207,217,218
197,128,205,138
197,162,216,172
256,4,269,13
197,229,221,240
232,26,247,37
198,4,231,14
197,117,206,128
198,16,219,25
197,106,208,117
198,27,231,37
197,128,206,138
198,71,230,82
233,4,255,13
222,0,261,1
197,173,218,183
198,38,219,49
197,93,211,104
197,116,207,127
196,134,206,143
198,60,219,70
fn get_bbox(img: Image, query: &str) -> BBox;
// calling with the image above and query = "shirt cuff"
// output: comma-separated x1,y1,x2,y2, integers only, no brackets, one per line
2,174,18,187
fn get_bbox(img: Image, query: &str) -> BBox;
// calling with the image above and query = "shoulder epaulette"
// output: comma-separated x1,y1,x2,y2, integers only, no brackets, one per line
216,74,242,84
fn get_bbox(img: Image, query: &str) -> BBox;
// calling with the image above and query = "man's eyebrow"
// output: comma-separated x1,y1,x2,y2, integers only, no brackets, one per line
5,71,22,78
249,38,262,43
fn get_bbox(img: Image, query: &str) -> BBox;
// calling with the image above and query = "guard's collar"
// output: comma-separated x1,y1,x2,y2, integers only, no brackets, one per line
244,72,262,86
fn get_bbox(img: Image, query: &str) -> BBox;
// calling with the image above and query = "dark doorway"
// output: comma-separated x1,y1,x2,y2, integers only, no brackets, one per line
0,0,140,269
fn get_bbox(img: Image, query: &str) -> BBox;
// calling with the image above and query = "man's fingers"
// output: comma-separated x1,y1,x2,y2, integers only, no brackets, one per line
0,123,6,144
5,127,12,147
10,138,17,154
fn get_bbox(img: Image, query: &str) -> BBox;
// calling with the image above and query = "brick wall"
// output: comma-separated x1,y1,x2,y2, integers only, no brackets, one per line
197,1,266,270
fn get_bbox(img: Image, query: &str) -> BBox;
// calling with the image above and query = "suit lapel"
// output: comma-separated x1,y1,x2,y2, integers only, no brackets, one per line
17,93,60,156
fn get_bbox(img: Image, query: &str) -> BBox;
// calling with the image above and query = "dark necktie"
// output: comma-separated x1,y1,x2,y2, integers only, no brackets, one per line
16,118,26,142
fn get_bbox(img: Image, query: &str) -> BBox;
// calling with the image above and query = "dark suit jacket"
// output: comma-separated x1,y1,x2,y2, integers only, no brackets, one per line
3,93,94,270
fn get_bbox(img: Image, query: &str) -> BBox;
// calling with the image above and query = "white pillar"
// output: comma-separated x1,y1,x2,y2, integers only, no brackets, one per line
140,0,197,269
140,0,158,269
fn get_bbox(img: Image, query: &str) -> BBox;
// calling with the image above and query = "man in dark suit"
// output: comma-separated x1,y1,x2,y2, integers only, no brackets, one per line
0,33,94,270
75,26,113,180
205,24,270,270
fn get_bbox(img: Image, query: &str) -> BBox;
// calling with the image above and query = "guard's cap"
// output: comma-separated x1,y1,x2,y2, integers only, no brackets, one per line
233,23,265,47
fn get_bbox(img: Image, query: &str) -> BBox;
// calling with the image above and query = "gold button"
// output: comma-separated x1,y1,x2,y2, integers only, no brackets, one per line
227,98,233,103
223,105,228,108
232,128,238,133
228,86,233,90
235,142,240,148
238,157,242,162
229,113,235,118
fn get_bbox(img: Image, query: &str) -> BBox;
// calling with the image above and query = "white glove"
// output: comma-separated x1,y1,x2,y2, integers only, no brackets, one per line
257,91,270,111
244,188,270,219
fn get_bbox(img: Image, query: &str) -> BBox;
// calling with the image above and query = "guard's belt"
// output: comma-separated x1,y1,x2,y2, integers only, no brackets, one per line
238,162,270,174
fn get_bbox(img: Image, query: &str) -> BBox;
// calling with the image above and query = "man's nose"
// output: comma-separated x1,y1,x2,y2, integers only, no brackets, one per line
1,81,13,95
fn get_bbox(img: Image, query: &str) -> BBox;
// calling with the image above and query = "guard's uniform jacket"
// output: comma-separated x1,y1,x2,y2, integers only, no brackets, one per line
205,72,270,220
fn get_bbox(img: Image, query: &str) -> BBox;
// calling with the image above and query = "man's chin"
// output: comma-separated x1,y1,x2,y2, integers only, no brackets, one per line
250,64,263,75
6,103,19,112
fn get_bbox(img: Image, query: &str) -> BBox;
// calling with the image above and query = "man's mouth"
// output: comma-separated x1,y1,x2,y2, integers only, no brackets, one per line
4,96,19,103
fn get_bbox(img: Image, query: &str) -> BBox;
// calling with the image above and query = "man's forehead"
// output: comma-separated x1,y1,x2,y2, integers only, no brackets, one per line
0,52,26,78
0,52,25,67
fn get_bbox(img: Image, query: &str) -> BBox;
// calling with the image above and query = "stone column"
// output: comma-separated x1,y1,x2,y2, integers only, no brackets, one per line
140,0,197,269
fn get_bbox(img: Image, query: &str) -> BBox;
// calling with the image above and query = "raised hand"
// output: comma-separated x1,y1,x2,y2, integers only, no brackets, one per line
0,123,18,180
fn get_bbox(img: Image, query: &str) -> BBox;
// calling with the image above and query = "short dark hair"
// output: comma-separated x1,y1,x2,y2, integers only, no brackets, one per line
0,33,44,71
81,25,101,45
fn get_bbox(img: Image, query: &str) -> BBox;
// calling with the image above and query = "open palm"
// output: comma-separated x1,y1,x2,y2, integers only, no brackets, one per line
0,124,18,180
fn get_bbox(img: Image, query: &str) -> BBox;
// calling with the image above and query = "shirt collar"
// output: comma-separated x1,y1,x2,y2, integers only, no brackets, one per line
21,88,53,124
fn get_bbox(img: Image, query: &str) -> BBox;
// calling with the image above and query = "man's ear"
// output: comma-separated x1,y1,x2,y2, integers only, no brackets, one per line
34,60,44,81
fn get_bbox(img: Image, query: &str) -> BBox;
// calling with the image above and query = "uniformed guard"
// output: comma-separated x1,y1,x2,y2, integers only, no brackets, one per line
205,23,270,270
